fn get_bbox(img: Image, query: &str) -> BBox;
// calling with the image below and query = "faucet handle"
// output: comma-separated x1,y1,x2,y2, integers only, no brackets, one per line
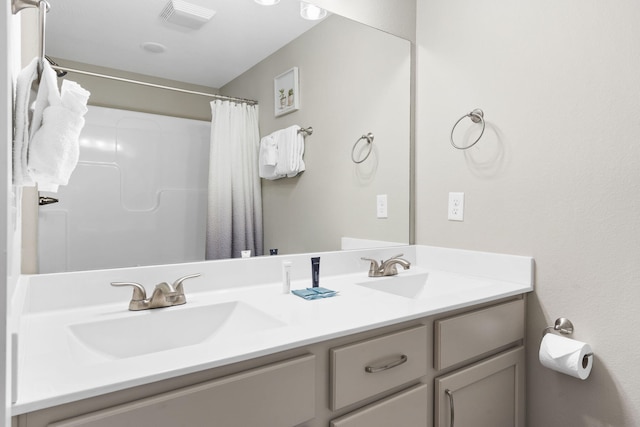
361,258,381,277
361,257,379,267
111,282,147,301
386,253,404,261
172,273,201,294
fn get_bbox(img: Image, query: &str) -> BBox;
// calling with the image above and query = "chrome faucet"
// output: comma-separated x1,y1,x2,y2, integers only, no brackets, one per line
361,254,411,277
111,273,201,311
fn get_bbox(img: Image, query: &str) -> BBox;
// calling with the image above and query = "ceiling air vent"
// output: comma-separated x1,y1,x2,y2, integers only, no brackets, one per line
160,0,216,30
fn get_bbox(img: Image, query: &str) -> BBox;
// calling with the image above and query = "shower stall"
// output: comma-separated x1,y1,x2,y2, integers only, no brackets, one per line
38,106,211,273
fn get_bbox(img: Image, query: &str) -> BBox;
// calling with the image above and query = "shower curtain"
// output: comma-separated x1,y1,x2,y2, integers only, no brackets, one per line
206,100,263,259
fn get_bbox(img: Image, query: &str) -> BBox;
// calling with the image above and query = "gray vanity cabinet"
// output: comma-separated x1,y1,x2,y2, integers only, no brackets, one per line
434,346,525,427
433,299,526,427
42,355,316,427
14,296,526,427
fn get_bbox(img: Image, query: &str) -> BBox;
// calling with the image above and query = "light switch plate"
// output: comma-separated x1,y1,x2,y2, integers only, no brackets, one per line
377,194,388,218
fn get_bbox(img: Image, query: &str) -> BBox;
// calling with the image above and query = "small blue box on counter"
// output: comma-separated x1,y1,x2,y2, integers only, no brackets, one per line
291,287,339,300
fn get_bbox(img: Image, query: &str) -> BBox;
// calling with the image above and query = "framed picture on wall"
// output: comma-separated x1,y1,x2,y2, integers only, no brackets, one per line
274,67,299,117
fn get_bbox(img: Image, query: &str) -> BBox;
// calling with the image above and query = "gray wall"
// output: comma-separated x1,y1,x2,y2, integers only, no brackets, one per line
222,15,411,255
17,0,639,423
416,0,640,425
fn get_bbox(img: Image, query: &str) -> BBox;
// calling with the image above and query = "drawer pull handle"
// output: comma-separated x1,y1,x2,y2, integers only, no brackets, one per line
364,354,408,373
445,388,455,427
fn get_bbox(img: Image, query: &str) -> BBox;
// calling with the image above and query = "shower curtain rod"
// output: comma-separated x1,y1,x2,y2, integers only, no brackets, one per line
51,65,259,105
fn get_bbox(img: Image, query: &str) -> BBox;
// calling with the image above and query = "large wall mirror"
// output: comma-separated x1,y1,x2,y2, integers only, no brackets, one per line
36,0,412,273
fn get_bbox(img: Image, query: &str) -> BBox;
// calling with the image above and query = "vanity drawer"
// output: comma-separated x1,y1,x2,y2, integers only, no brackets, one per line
330,325,427,410
47,354,315,427
330,383,428,427
434,299,524,370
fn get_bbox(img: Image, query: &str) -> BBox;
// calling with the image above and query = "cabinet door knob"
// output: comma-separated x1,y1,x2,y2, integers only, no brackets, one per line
364,354,408,373
445,388,455,427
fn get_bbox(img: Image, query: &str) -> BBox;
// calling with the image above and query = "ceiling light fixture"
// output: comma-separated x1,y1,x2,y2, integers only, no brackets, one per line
300,2,327,20
254,0,280,5
141,42,167,54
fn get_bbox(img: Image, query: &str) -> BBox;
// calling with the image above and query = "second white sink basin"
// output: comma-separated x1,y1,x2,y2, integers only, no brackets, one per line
68,301,285,359
356,272,497,300
356,274,431,299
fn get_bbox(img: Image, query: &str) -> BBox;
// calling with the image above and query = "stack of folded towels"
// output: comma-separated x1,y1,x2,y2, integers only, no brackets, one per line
13,58,90,192
259,125,305,180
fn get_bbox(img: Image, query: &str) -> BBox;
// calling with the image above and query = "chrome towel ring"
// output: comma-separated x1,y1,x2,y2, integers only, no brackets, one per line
450,108,485,150
351,133,374,164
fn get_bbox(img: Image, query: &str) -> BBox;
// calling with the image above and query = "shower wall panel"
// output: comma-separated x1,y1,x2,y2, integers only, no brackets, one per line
38,106,211,273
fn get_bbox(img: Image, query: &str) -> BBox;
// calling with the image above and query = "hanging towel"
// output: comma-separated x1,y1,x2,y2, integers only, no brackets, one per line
262,135,278,166
274,125,305,178
259,134,282,180
288,125,305,177
12,58,40,186
28,73,90,192
258,125,305,180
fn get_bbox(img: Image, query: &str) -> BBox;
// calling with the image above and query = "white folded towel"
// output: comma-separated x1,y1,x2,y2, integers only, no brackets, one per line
28,70,90,192
259,134,283,180
274,125,305,178
259,125,305,180
272,129,289,177
262,135,278,166
12,57,40,186
289,125,305,177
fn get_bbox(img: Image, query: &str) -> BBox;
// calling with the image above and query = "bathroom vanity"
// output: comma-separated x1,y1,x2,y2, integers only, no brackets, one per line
10,245,532,427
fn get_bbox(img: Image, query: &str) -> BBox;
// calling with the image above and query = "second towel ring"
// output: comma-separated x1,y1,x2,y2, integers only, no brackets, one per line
450,109,485,150
352,133,374,164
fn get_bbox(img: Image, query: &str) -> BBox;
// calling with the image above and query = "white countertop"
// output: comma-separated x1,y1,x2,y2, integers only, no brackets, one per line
11,245,534,415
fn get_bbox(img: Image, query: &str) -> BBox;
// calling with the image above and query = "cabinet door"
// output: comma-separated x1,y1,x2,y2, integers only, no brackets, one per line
330,384,428,427
434,346,524,427
47,354,315,427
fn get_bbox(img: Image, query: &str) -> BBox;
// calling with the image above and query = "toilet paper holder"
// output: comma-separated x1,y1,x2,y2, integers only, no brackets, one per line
543,317,594,366
542,317,574,337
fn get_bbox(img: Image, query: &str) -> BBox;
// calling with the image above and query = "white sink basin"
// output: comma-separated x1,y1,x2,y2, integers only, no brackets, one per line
356,272,497,300
356,273,432,299
68,301,285,359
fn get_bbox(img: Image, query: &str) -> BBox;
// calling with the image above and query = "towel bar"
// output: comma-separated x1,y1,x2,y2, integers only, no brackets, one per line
450,108,485,150
298,127,313,136
351,133,374,164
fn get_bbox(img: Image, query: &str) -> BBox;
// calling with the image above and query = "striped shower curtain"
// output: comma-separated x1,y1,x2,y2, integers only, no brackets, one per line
206,100,263,259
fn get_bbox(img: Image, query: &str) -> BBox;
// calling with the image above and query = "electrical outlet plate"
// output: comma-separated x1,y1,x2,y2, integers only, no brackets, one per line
448,192,464,221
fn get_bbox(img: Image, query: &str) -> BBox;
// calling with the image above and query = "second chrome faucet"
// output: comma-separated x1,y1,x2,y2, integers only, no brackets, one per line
361,254,411,277
111,273,201,311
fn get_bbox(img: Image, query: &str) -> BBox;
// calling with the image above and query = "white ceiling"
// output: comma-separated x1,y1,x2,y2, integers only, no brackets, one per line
46,0,324,88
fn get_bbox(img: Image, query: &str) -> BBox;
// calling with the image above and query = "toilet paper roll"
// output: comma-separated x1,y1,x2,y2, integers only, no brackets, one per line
539,333,593,380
